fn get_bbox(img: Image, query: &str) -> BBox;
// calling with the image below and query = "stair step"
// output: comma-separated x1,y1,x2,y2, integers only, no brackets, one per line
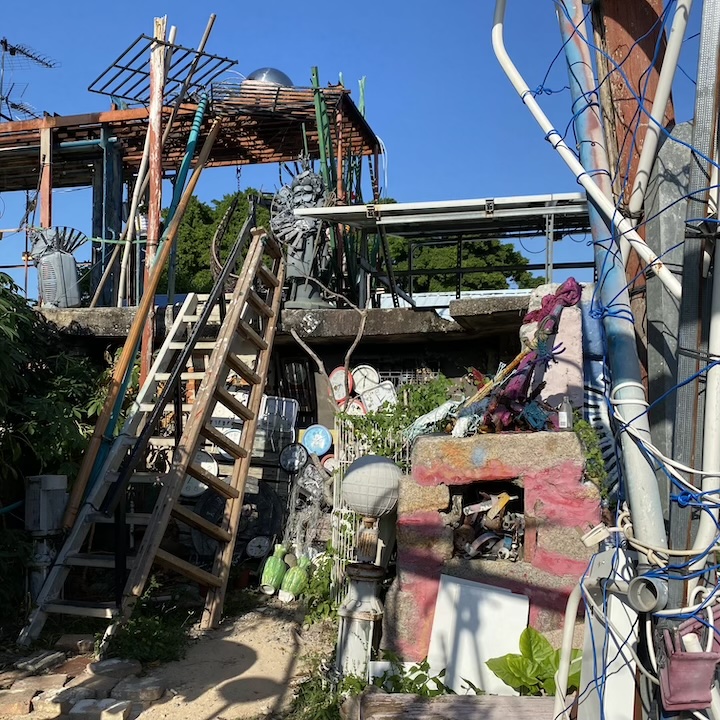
105,471,169,486
154,549,223,588
89,512,153,525
186,463,239,499
257,264,280,288
171,504,232,543
64,553,136,569
236,319,268,350
225,354,261,385
168,341,216,352
139,403,194,413
213,386,254,422
43,601,118,619
200,424,248,459
148,436,178,447
154,372,205,381
263,234,282,259
247,290,274,318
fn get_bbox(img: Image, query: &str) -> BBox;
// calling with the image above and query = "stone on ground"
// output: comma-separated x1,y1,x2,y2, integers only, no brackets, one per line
15,651,66,673
111,677,164,703
55,635,95,654
69,698,131,719
56,656,93,678
0,669,29,689
0,688,36,715
65,675,119,699
85,660,141,680
11,675,68,693
32,686,94,717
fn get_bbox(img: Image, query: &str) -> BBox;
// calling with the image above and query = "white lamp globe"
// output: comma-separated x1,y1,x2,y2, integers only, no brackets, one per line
342,456,401,517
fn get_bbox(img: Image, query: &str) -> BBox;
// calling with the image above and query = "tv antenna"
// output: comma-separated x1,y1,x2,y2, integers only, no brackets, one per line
0,37,58,121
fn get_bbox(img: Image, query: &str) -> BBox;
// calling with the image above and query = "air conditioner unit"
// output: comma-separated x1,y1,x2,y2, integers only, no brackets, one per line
37,250,81,307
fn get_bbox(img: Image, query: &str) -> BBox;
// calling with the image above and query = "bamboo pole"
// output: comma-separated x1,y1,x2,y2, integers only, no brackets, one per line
63,118,222,529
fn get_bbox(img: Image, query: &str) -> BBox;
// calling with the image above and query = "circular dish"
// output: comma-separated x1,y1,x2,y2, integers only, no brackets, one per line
279,442,310,473
321,454,339,474
301,424,333,456
329,366,354,402
351,364,381,394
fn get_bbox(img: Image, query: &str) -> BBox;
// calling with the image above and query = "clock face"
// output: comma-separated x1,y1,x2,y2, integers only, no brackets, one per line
279,443,309,473
351,364,381,394
285,361,308,388
181,451,219,498
246,535,271,558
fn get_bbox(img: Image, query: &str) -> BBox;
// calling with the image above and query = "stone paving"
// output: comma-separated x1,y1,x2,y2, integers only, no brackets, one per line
0,638,167,720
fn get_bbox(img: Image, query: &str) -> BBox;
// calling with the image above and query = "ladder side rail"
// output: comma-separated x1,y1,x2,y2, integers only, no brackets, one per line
203,251,286,627
121,231,268,608
100,218,255,517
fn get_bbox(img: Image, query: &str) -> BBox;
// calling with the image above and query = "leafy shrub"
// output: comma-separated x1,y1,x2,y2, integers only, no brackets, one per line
303,553,337,624
486,627,581,696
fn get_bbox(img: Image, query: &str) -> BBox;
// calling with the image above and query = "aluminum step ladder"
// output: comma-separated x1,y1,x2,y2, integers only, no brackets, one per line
18,221,285,645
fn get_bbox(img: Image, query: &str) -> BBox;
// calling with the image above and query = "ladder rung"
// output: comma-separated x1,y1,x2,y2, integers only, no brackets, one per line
168,341,216,351
43,601,118,619
172,504,232,543
89,512,153,525
257,264,280,288
237,319,268,350
247,290,274,318
105,471,169,485
186,463,239,499
226,354,261,385
213,386,254,422
264,234,282,259
155,372,205,381
64,553,136,569
154,548,222,588
139,403,194,413
148,437,177,447
201,424,248,459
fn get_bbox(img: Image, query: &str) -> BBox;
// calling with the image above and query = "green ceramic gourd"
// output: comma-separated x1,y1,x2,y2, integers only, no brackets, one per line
260,544,288,595
280,555,311,599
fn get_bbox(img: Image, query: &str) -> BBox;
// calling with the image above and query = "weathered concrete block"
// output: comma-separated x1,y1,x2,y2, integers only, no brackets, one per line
69,698,131,719
11,674,68,693
55,635,95,654
15,651,66,673
412,432,584,486
0,688,36,715
65,674,119,699
33,686,94,717
85,660,141,681
56,657,93,679
111,677,164,703
397,474,449,515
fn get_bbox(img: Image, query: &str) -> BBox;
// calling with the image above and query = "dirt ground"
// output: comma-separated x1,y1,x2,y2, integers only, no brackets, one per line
136,601,336,720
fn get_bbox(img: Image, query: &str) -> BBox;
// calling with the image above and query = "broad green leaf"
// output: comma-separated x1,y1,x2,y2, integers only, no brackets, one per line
542,676,557,696
486,654,526,690
506,655,541,689
520,627,555,666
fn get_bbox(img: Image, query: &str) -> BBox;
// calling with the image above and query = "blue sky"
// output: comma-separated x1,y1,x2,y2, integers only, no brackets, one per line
0,1,702,296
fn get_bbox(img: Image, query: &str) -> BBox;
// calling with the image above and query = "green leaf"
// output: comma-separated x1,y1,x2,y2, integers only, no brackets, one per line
519,627,555,666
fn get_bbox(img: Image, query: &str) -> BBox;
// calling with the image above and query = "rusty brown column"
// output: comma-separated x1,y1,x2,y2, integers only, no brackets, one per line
592,0,675,379
140,17,167,385
39,126,52,228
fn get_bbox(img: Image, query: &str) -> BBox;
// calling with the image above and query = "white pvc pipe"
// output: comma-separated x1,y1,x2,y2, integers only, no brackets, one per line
627,0,693,219
553,583,583,720
492,0,682,300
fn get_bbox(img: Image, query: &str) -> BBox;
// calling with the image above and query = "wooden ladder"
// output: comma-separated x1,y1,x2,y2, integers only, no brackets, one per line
19,222,285,645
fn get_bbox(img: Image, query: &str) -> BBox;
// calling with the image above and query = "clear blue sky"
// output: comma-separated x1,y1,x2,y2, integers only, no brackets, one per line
0,1,702,296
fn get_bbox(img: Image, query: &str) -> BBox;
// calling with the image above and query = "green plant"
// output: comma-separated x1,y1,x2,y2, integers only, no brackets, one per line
574,415,608,494
303,553,337,624
0,528,32,639
372,654,454,697
102,577,196,663
486,627,581,696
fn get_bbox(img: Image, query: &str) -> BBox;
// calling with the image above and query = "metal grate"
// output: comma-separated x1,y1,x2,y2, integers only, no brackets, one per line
88,35,236,105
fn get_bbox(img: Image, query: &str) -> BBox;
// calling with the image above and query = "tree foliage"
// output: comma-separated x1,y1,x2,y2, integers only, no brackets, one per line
167,190,269,294
0,273,106,503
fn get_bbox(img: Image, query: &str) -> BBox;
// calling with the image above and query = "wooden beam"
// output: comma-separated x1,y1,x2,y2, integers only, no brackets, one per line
39,127,52,228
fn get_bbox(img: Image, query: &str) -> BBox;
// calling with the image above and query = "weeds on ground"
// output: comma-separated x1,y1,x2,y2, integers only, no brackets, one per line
101,577,195,664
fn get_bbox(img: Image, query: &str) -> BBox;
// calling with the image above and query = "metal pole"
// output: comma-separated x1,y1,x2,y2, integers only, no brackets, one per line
557,1,668,556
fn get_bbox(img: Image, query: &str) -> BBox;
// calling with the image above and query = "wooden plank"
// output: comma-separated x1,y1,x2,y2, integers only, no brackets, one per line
171,503,231,543
247,289,274,318
201,423,248,459
257,264,280,288
154,549,222,588
43,601,118,619
64,553,136,569
186,463,239,499
237,319,268,350
225,353,261,385
342,692,555,720
213,385,255,422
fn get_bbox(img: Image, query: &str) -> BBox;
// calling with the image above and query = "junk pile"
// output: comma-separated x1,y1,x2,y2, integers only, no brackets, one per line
329,364,399,415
